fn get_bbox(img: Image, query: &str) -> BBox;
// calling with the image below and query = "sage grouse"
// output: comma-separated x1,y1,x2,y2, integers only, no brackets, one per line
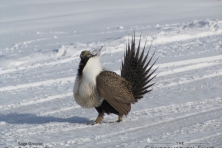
73,35,157,124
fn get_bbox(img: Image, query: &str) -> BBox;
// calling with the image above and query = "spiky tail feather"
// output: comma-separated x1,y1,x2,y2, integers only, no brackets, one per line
121,34,158,102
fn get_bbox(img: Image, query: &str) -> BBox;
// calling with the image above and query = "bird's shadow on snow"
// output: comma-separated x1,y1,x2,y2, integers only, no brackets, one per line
0,113,91,124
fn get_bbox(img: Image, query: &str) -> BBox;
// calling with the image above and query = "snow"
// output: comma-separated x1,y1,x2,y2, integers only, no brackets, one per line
0,0,222,148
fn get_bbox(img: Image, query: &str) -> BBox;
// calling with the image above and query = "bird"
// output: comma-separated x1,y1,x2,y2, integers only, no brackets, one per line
73,34,157,124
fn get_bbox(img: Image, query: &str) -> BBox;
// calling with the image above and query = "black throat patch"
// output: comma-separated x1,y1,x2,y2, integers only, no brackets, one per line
77,58,90,77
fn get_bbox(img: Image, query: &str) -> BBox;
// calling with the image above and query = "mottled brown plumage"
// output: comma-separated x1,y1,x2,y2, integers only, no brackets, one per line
97,71,134,115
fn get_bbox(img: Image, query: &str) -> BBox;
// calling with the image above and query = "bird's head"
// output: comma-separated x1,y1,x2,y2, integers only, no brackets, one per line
80,50,94,60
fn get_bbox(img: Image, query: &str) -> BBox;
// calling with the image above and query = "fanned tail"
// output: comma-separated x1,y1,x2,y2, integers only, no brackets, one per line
121,34,158,102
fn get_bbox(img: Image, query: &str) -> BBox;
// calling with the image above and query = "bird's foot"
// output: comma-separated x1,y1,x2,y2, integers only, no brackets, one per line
116,119,122,122
87,121,101,125
108,114,123,123
95,117,103,123
88,113,104,125
108,120,122,124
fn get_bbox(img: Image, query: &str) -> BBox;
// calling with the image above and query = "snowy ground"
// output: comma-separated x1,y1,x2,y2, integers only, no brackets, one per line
1,0,222,148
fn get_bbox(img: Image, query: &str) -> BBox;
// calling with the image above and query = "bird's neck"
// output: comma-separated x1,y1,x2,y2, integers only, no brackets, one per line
77,56,103,81
82,56,103,84
78,58,89,77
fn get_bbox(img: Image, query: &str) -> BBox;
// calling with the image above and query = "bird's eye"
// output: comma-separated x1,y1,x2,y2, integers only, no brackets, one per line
86,54,92,58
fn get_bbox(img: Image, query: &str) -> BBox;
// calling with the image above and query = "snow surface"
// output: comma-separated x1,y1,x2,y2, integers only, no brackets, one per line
0,0,222,148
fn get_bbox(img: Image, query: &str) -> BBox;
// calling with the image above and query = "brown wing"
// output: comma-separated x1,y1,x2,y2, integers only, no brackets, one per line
96,71,134,115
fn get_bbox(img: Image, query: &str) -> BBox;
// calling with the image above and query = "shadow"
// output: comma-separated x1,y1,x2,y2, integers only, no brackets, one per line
0,113,91,124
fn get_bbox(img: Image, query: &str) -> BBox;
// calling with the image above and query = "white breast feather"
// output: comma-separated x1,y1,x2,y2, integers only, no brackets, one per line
73,56,103,108
82,56,103,85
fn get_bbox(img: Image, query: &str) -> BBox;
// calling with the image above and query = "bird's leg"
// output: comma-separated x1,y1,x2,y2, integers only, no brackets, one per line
117,113,123,122
94,107,104,124
94,111,104,124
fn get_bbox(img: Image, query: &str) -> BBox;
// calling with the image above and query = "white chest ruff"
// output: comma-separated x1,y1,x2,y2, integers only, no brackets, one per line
74,77,102,108
73,56,103,108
